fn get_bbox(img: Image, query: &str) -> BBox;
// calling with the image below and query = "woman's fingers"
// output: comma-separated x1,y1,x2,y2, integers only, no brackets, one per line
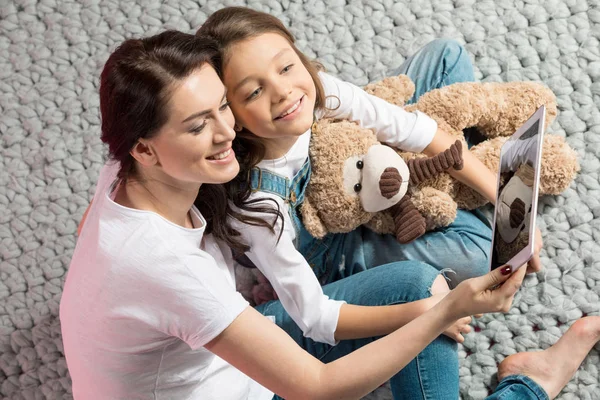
527,228,544,273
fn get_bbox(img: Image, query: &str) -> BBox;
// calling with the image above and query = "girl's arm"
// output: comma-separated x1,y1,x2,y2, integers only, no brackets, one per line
319,72,496,203
235,207,466,344
206,266,525,400
423,128,497,204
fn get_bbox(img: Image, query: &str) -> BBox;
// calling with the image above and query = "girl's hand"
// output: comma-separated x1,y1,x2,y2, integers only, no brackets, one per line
446,264,527,319
444,315,472,343
428,293,472,343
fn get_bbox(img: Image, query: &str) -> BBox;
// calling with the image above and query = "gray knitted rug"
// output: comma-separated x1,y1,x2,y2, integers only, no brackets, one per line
1,0,598,399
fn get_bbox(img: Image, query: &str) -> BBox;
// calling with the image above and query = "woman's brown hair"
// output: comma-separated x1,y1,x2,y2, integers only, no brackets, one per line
99,30,280,253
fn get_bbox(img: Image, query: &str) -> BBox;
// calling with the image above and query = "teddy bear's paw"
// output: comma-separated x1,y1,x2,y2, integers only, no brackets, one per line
538,134,580,195
411,187,458,231
363,75,415,107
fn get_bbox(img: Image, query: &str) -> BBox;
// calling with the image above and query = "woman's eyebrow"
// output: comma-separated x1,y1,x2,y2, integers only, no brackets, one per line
181,89,228,123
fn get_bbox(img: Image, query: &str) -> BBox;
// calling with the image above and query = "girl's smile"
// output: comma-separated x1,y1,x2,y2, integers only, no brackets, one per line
274,95,305,121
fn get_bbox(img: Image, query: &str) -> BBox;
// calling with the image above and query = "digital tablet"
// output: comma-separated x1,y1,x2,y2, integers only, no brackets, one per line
490,105,546,271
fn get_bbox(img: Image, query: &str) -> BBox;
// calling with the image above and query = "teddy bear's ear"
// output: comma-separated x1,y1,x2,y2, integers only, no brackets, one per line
300,198,329,238
363,75,415,107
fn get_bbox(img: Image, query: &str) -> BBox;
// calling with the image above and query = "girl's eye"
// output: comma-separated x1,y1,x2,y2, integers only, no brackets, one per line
219,101,231,111
281,64,294,73
247,88,261,101
189,121,207,134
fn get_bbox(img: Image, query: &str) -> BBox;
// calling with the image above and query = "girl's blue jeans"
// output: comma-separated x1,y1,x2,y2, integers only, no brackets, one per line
256,39,546,400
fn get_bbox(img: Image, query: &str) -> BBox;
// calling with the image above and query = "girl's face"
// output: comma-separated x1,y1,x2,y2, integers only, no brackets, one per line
223,32,317,143
146,64,239,186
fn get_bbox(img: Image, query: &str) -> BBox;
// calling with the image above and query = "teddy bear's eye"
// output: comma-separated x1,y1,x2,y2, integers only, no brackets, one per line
354,183,362,192
356,160,364,169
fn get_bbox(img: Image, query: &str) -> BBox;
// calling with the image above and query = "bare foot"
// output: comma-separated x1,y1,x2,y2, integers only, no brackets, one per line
498,316,600,399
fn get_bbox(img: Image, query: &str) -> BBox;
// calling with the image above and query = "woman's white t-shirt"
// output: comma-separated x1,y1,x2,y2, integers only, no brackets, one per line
60,161,273,400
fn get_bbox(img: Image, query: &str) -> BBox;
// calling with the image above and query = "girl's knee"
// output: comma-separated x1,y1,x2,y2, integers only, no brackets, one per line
426,38,474,82
431,274,450,295
374,261,442,301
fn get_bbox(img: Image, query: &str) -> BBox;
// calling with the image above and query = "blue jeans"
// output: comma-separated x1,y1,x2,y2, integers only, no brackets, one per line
488,375,550,400
257,261,459,400
256,263,549,400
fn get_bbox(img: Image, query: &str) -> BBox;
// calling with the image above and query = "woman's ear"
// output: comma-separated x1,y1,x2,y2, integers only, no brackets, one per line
130,139,158,167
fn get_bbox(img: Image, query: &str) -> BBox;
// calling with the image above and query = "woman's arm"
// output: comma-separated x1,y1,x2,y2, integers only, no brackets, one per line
423,128,497,204
207,300,455,400
207,266,525,400
77,200,93,235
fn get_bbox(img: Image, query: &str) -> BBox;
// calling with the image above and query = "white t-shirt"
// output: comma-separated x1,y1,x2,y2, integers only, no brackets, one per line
60,161,273,400
231,72,439,345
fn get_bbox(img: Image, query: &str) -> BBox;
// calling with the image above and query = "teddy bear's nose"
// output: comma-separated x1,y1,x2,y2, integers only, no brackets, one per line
380,167,402,199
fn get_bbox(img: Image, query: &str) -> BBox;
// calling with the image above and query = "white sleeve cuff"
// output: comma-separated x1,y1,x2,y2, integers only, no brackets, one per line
403,111,438,153
306,298,346,346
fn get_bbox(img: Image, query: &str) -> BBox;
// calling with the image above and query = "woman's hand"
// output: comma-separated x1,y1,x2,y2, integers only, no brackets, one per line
445,264,527,320
526,227,543,273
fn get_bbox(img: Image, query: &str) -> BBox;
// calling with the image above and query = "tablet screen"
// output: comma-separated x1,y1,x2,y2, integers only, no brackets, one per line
490,108,544,270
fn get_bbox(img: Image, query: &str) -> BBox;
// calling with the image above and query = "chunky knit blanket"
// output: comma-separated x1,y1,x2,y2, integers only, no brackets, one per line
1,0,598,398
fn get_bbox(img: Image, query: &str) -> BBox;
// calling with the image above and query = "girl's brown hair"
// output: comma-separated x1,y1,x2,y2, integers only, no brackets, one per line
196,7,328,246
99,30,280,253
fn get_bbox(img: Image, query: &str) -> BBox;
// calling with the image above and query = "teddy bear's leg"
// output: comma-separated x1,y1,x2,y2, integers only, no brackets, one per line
390,195,427,244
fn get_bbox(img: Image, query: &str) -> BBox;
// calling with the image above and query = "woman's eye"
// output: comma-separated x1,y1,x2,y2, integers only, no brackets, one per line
219,101,231,111
281,64,294,73
189,122,207,134
247,88,261,101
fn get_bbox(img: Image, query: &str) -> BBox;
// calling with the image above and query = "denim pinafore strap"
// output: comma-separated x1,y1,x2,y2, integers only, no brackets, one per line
249,156,311,248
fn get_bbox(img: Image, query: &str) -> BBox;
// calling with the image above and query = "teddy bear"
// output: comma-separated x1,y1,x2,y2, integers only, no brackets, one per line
299,75,580,241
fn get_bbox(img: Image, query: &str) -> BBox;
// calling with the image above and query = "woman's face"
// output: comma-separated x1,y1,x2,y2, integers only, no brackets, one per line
222,32,317,142
146,64,239,186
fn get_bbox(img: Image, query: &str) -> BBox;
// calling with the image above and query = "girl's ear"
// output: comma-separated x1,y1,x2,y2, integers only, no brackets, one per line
130,139,158,167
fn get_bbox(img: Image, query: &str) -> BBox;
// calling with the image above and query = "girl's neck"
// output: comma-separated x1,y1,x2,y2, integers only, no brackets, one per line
114,173,200,229
262,135,301,160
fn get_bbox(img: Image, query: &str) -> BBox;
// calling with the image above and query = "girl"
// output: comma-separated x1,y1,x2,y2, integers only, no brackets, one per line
61,30,597,400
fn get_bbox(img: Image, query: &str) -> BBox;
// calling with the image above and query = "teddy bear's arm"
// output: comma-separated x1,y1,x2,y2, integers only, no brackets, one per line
407,140,464,186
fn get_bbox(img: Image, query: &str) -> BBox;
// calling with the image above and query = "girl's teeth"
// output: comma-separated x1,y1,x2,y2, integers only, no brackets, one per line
210,149,230,160
281,100,300,118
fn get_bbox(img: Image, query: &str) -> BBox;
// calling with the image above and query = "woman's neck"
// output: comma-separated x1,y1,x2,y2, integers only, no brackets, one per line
114,173,200,229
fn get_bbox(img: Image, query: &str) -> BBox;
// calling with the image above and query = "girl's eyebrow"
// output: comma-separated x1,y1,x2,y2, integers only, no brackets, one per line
181,89,228,123
232,48,292,94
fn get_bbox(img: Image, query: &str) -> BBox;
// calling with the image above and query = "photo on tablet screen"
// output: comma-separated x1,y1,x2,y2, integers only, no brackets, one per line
490,107,545,270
